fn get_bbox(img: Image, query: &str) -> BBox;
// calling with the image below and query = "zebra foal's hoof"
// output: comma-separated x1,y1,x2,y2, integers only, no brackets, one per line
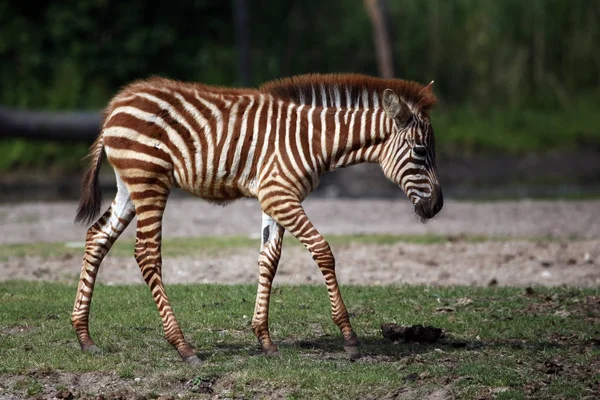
264,343,280,357
182,354,203,366
82,344,103,355
343,332,361,360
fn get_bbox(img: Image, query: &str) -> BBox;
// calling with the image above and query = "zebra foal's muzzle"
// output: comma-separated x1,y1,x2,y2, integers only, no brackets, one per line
414,184,443,220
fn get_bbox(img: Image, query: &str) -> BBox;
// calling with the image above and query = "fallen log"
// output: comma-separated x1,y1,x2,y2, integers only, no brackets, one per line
0,106,102,142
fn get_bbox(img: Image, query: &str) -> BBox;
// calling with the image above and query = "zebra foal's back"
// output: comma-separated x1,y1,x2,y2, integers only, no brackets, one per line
102,78,269,201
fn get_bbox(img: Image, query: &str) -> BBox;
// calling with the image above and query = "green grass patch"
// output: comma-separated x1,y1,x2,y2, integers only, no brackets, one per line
0,282,598,399
0,233,525,262
433,94,600,155
0,139,88,173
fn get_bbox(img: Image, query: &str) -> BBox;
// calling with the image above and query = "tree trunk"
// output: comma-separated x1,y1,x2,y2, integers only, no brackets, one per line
233,0,252,86
364,0,394,78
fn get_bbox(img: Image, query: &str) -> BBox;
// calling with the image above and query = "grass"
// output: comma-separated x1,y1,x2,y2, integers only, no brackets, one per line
0,139,88,173
0,233,540,262
0,282,598,399
433,94,600,155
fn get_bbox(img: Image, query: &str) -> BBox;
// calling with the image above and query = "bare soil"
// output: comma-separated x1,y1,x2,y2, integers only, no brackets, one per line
1,198,599,287
0,369,208,400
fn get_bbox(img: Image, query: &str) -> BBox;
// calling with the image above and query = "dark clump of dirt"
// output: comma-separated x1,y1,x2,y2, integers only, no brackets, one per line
381,323,443,343
54,390,74,399
541,359,563,375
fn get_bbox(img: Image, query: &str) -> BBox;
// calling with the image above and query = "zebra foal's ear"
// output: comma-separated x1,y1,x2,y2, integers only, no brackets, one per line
382,89,411,126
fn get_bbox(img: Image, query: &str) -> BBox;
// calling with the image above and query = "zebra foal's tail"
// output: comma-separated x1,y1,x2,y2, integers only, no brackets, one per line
74,134,105,225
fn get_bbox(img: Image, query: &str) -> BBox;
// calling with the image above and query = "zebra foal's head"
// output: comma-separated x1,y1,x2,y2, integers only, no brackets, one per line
379,85,443,221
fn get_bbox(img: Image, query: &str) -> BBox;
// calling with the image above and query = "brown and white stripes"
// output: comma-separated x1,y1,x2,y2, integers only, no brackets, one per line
72,73,443,364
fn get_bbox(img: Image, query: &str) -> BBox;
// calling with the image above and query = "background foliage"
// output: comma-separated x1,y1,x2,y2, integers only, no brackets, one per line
1,0,599,170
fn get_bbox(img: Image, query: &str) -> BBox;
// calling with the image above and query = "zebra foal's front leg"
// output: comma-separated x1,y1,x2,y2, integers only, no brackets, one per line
252,212,285,356
264,199,360,359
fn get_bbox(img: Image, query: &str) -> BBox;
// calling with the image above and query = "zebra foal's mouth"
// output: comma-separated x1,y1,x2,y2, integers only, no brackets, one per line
412,188,443,222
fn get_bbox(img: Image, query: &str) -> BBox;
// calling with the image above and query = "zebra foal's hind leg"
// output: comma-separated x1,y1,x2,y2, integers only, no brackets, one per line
252,212,285,356
130,187,201,365
72,174,135,353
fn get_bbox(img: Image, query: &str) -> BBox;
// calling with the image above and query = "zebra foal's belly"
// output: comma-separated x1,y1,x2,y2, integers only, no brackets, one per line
176,175,258,203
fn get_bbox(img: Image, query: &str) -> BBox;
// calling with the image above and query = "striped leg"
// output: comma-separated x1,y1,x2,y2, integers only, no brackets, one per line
72,175,135,353
131,191,201,365
252,212,285,356
265,200,360,359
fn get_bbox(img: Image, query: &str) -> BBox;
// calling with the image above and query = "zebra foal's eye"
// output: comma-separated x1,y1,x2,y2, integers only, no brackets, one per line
413,146,427,158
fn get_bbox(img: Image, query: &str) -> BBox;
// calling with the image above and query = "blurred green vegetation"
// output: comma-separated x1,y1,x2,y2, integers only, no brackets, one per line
0,0,599,172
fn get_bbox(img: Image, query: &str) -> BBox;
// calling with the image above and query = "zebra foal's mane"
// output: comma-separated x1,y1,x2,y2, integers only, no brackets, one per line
260,73,437,113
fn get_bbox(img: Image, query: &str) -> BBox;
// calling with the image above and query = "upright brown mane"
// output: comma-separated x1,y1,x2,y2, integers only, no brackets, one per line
260,73,436,113
126,76,255,96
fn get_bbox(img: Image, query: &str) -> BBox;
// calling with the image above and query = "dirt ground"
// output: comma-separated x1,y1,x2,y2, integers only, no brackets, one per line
1,198,599,400
1,198,598,287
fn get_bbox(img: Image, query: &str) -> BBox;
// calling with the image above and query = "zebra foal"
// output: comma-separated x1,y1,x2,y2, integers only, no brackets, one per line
72,73,443,365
